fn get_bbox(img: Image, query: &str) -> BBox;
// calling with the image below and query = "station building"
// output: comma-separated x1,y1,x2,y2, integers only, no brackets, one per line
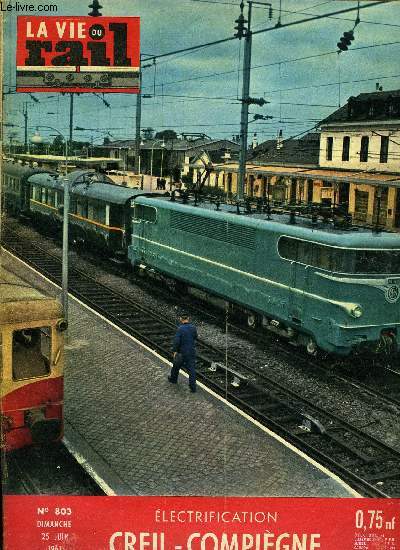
198,90,400,232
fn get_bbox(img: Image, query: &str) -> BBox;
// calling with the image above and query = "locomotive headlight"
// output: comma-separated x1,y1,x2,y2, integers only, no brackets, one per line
350,305,363,318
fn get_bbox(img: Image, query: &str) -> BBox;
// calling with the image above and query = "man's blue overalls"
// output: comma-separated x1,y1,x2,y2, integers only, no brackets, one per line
170,322,198,392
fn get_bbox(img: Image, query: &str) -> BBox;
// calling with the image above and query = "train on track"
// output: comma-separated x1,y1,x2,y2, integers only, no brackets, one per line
2,160,400,357
0,264,66,451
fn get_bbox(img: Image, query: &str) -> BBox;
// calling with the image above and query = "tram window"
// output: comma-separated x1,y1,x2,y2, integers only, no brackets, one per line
134,204,157,223
12,327,51,380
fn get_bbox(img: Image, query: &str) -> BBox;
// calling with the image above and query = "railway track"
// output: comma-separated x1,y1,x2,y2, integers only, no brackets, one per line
3,227,400,497
3,443,104,495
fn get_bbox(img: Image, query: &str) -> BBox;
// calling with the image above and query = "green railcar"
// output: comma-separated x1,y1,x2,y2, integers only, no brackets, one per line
129,196,400,356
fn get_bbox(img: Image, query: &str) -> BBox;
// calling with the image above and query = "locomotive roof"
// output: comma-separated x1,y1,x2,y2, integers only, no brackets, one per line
0,268,63,325
136,195,400,249
27,171,145,205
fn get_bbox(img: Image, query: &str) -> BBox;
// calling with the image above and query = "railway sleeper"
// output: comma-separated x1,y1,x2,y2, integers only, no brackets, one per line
324,432,377,463
272,413,300,424
364,470,400,482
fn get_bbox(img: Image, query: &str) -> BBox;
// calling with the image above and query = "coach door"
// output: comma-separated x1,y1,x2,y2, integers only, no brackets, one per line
132,204,157,263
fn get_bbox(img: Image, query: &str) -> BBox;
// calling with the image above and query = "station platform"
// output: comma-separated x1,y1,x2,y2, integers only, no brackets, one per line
2,252,359,497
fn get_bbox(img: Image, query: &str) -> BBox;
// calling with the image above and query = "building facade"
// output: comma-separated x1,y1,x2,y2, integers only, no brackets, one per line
319,90,400,230
207,91,400,232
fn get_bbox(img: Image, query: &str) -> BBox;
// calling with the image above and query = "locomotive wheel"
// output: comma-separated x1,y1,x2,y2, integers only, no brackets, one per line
306,338,318,356
246,312,260,329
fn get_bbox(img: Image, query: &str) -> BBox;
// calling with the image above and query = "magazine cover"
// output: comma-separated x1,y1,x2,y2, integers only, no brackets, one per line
1,0,400,548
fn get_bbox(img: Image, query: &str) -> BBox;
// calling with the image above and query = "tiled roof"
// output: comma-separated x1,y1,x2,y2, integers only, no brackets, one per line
100,138,240,153
320,89,400,125
249,133,320,166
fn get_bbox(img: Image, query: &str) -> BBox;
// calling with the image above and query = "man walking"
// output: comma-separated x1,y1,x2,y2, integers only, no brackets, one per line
168,314,198,393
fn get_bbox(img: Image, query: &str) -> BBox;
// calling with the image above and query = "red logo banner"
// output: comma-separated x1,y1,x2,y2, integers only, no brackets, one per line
3,496,399,549
16,16,140,93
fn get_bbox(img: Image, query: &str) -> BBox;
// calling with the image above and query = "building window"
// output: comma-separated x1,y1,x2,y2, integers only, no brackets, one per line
368,102,374,117
342,136,350,161
326,137,333,161
360,136,369,162
380,135,389,163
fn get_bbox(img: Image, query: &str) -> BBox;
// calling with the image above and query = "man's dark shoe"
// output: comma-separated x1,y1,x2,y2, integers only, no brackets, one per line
190,387,196,393
168,376,177,384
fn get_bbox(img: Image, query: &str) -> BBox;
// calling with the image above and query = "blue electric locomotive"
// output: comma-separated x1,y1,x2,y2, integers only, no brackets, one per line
129,196,400,356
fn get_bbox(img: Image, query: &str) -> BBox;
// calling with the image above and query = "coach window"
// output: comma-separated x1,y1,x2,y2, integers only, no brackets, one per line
12,327,51,380
69,196,77,215
47,189,55,207
134,204,157,223
87,201,95,221
96,203,106,224
77,199,88,218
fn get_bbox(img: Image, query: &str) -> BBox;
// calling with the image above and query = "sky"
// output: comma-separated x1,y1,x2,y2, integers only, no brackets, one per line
2,0,400,147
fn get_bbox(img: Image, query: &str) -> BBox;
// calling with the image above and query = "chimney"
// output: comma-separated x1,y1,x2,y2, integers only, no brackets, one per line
252,133,258,149
277,129,283,150
222,148,231,161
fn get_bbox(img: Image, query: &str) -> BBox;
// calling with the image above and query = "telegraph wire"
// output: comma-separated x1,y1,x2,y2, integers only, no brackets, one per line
263,72,400,95
140,1,389,62
140,40,400,92
185,0,400,28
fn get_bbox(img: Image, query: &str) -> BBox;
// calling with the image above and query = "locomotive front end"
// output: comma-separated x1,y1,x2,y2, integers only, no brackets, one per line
314,241,400,356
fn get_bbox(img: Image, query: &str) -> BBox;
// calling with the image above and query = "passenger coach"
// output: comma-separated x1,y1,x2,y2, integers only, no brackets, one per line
26,170,142,258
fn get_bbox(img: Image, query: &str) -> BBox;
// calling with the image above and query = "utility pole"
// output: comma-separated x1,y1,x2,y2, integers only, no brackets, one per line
236,1,271,201
69,93,74,151
237,1,252,201
134,64,142,174
23,102,28,152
